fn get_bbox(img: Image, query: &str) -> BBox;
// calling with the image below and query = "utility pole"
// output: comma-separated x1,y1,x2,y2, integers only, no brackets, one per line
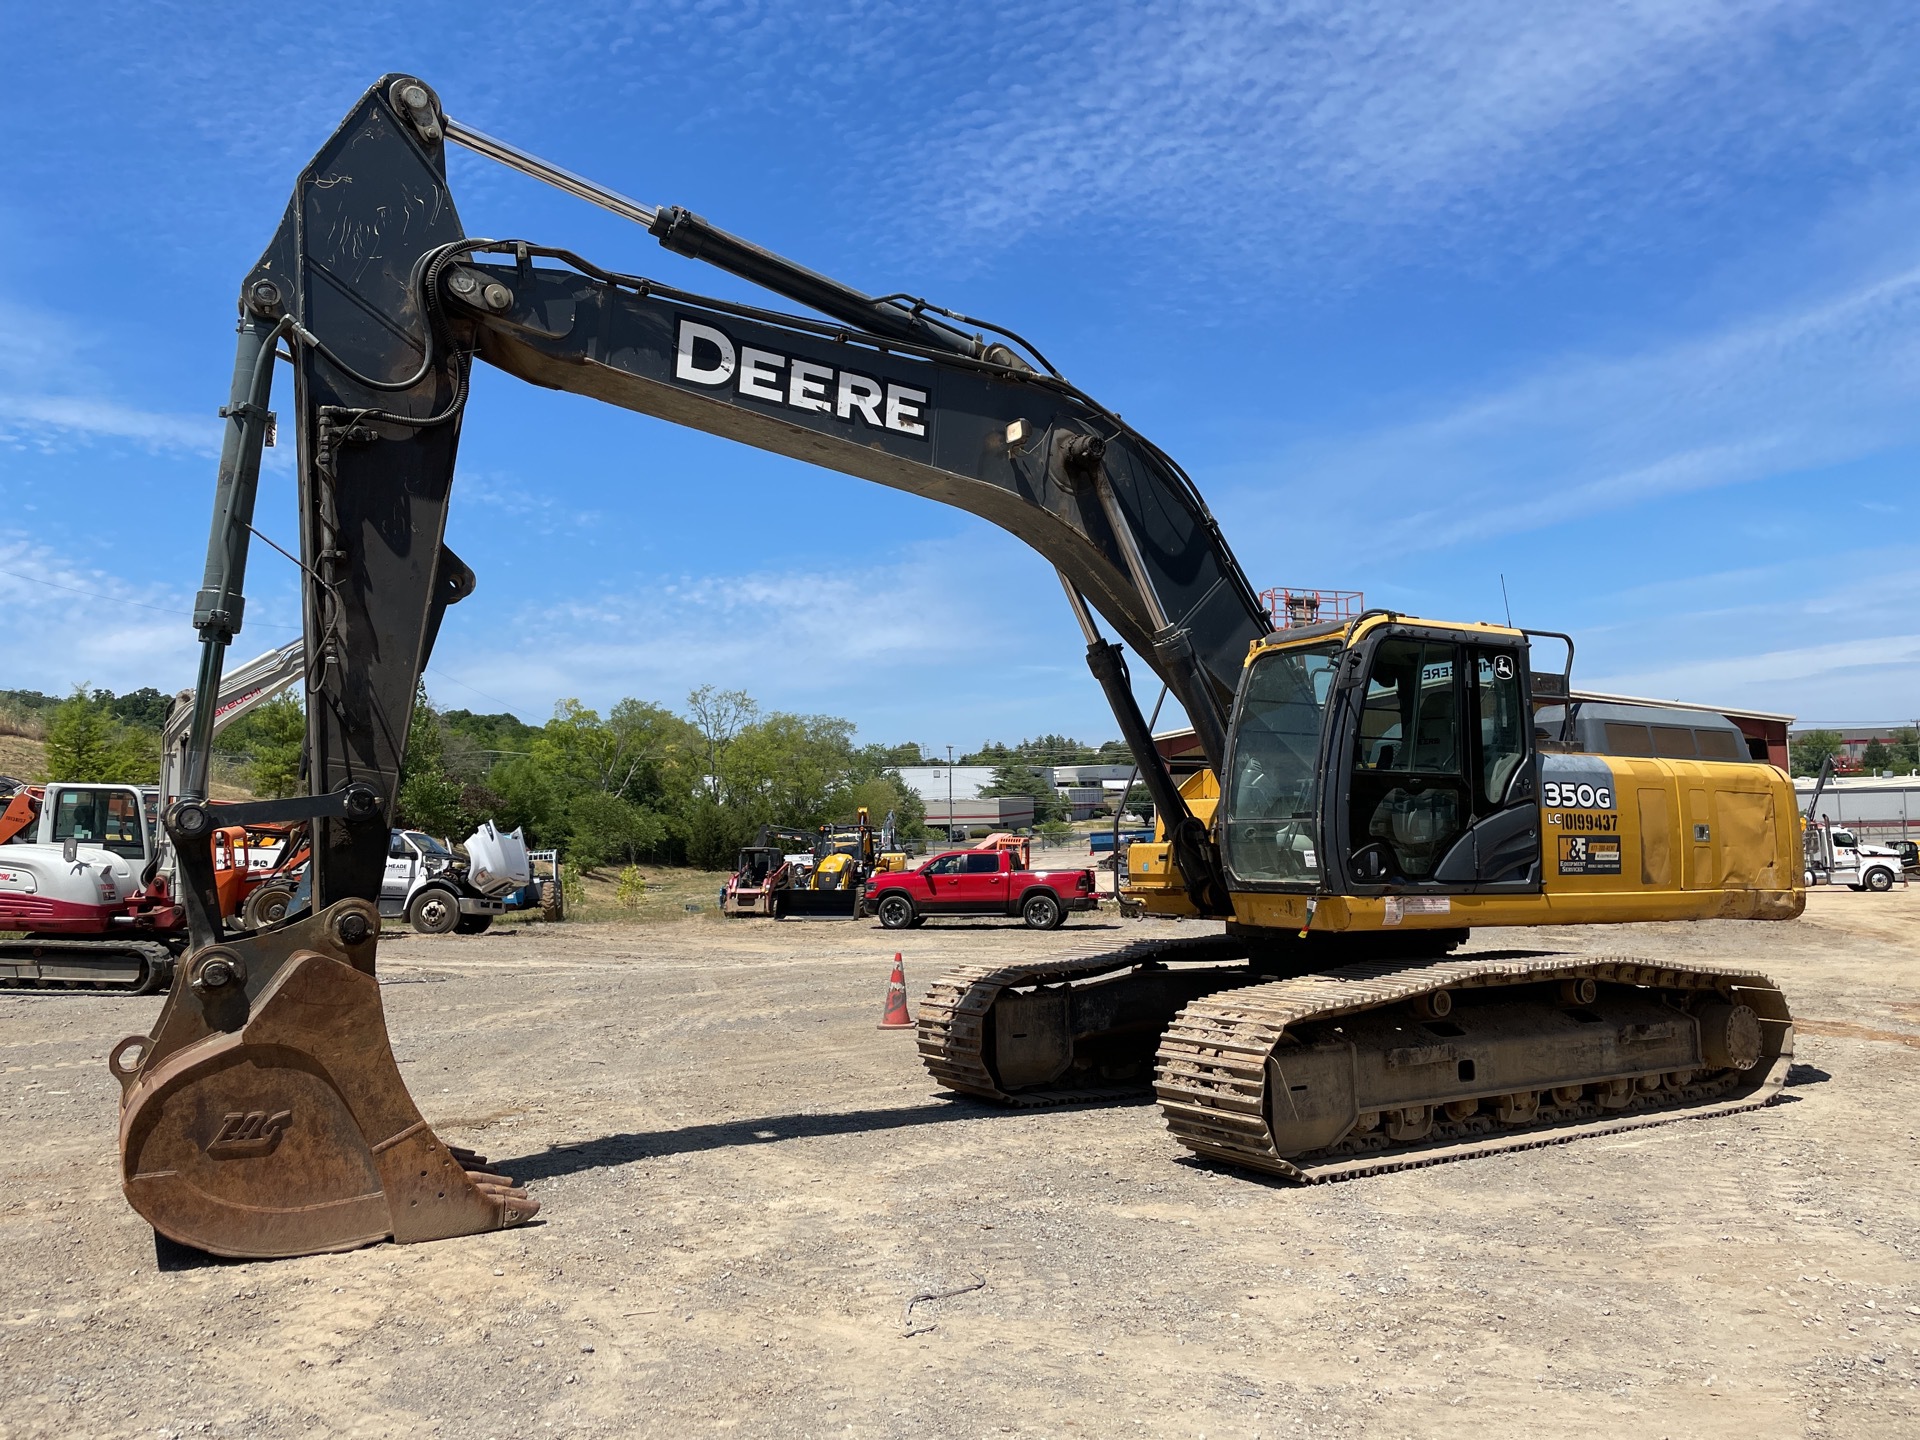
946,744,955,842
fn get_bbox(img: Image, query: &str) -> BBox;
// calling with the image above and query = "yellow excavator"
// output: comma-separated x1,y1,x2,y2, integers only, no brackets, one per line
110,75,1797,1257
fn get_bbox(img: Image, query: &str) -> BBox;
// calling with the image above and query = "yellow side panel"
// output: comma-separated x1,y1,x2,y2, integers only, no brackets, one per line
1636,787,1673,887
1715,789,1778,891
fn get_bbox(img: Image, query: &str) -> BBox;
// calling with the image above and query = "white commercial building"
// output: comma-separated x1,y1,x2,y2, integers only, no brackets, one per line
1794,774,1920,843
898,761,1117,830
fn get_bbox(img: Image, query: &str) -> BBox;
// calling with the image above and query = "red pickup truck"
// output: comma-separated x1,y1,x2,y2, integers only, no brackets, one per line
865,847,1098,930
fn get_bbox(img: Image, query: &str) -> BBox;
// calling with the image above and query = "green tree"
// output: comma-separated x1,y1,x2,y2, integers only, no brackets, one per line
220,690,305,798
565,791,668,870
683,797,754,871
1789,729,1845,777
717,712,857,826
1891,728,1920,769
1861,738,1892,773
686,685,757,800
395,686,466,836
103,687,171,731
978,760,1067,823
838,742,928,835
497,698,692,867
487,754,567,847
40,687,157,782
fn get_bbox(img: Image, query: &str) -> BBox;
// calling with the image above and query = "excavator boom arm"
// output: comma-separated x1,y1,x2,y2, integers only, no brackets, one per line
118,74,1266,1259
192,73,1262,915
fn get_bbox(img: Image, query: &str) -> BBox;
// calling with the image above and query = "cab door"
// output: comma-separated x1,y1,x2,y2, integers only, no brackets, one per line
917,853,967,911
1333,630,1540,893
379,831,415,916
954,850,1010,910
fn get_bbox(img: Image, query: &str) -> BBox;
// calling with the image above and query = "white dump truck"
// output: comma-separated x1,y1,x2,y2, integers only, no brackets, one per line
382,821,531,933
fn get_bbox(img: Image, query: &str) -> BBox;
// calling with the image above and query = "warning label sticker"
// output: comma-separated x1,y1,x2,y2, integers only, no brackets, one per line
1383,895,1453,925
1557,834,1622,876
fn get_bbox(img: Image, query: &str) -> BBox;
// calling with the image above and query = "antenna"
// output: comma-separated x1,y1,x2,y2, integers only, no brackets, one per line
1499,574,1513,628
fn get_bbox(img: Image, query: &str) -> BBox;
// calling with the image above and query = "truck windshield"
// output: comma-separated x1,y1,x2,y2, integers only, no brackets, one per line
406,832,451,857
1223,644,1340,885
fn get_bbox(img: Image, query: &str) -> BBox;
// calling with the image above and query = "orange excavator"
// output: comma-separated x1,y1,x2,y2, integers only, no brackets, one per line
107,76,1798,1260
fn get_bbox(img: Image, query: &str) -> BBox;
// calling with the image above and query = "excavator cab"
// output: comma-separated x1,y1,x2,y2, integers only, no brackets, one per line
1179,618,1543,906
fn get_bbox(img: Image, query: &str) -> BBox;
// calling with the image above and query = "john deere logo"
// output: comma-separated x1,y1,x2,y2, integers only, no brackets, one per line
206,1109,292,1158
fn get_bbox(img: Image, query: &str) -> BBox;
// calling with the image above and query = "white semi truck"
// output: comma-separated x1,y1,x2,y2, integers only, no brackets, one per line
1800,757,1908,892
1803,820,1906,892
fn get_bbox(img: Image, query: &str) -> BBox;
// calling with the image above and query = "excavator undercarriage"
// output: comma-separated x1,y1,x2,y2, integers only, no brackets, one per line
910,936,1781,1182
916,938,1790,1180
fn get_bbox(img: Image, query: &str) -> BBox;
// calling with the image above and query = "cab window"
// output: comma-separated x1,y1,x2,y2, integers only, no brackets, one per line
1221,643,1339,885
1474,650,1526,807
51,788,146,860
923,854,964,876
963,852,1002,874
1349,640,1466,880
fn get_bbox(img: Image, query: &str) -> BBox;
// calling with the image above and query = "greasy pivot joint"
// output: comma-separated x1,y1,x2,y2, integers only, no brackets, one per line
244,279,283,318
388,78,443,144
341,783,383,823
189,949,247,992
167,800,213,840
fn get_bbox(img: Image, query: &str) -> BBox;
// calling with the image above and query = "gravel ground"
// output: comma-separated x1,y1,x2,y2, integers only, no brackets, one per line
2,889,1917,1438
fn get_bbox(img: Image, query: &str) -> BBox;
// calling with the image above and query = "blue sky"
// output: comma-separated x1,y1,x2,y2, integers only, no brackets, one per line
3,1,1918,747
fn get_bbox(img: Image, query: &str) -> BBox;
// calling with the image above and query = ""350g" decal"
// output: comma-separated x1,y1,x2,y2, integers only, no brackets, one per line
1542,781,1613,810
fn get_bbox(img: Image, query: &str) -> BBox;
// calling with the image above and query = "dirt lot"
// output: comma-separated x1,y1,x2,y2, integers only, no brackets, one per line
3,889,1918,1439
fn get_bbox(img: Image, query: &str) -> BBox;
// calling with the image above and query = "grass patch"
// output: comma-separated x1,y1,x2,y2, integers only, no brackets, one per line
0,734,45,780
504,863,737,926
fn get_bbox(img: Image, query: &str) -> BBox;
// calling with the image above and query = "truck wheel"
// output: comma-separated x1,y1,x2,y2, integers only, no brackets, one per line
539,878,564,923
1865,867,1895,892
876,894,916,930
455,914,494,934
1022,892,1064,930
408,888,461,935
241,883,296,930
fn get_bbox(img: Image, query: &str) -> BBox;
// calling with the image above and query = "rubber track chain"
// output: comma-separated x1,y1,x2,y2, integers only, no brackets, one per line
0,939,174,994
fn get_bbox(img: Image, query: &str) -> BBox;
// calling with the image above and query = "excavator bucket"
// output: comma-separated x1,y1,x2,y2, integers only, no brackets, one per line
110,899,535,1258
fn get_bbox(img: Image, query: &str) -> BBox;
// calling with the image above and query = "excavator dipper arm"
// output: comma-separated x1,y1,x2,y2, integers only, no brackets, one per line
116,74,1263,1258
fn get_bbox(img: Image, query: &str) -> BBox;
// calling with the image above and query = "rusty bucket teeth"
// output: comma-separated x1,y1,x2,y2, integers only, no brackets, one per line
113,901,537,1259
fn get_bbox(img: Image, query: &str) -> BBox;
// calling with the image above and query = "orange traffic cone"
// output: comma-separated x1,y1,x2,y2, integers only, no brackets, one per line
878,954,914,1029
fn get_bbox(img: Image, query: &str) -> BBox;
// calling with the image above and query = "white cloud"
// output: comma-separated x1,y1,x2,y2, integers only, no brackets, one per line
0,394,218,455
825,0,1860,269
1587,633,1920,725
457,470,603,534
1230,257,1920,552
0,533,299,696
424,528,1151,744
0,296,220,457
